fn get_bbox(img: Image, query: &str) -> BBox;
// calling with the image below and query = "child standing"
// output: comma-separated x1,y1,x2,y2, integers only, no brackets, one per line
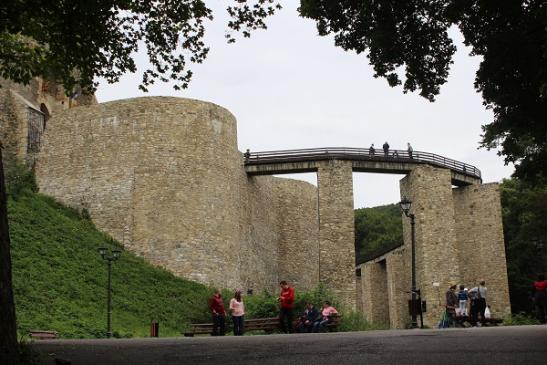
458,285,468,316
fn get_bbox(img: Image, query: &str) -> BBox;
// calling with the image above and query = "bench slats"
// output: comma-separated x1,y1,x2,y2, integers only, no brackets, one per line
183,315,342,337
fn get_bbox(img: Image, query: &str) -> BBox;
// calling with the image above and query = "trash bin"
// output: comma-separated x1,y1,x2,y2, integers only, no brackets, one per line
150,320,159,337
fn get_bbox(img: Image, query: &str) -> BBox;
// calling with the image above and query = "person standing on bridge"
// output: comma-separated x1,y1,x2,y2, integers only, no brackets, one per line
208,289,226,336
407,143,413,158
278,280,295,333
383,141,390,157
369,143,375,156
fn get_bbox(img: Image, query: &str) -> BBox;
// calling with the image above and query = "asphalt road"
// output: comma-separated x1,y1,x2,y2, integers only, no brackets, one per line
31,325,547,365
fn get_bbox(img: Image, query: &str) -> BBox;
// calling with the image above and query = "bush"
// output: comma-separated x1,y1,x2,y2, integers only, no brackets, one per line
5,163,37,198
337,311,387,332
502,312,540,326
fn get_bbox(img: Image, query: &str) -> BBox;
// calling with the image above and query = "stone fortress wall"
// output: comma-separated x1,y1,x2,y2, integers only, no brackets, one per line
33,97,319,292
1,79,510,327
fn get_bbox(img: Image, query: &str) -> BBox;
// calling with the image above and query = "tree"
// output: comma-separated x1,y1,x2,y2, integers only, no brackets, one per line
354,204,403,263
500,177,547,313
298,0,547,182
0,146,17,363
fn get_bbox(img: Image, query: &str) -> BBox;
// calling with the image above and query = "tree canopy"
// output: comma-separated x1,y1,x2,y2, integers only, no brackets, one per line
0,0,281,92
298,0,547,182
2,1,545,182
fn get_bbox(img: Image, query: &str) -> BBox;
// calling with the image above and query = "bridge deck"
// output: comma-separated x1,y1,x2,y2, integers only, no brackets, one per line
243,147,481,186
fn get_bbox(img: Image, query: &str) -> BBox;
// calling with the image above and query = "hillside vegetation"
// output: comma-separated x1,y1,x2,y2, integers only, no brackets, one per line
7,166,212,338
354,204,403,263
7,166,378,338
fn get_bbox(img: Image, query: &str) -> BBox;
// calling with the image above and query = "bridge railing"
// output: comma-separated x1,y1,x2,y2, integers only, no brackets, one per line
244,147,481,179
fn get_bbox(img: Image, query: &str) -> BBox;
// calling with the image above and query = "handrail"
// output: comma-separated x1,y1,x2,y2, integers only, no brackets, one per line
243,147,481,179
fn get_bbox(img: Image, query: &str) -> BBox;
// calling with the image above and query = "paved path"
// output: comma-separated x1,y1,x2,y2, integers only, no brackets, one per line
32,325,546,365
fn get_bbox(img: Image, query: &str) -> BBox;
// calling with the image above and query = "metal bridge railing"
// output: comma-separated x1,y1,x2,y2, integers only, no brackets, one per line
243,147,481,179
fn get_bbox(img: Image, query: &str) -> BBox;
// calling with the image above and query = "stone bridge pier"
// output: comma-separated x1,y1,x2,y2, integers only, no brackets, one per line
317,160,356,310
359,165,511,328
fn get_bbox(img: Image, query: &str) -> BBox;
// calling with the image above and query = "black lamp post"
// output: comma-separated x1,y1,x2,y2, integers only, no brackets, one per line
400,196,423,329
98,247,121,338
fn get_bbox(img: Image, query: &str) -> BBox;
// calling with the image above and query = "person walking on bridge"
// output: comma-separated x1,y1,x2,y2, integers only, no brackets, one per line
407,143,413,158
278,280,295,333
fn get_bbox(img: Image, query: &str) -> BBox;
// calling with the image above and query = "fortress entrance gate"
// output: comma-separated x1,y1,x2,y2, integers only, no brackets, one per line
245,147,510,328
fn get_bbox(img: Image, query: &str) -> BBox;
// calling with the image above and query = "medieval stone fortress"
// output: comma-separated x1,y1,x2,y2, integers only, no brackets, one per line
0,78,511,329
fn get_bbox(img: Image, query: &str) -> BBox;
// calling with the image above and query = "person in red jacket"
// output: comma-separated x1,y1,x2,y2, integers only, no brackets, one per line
208,289,226,336
532,274,547,324
278,280,295,333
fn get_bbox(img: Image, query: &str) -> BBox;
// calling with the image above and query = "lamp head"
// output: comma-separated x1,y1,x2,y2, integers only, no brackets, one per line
400,196,412,217
112,250,122,260
98,247,107,258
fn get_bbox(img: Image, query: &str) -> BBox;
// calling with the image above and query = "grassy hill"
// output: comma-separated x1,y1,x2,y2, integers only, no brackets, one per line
7,167,213,338
6,166,382,339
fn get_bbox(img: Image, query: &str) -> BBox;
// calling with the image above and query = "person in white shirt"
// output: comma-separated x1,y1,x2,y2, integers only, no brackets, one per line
229,289,245,336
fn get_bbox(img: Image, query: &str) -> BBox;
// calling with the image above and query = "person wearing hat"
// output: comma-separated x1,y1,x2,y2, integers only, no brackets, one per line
445,282,458,327
229,289,245,336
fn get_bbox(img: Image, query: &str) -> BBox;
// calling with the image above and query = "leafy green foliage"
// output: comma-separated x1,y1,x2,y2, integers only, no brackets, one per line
8,178,214,338
354,204,403,263
299,0,547,183
337,311,388,332
502,312,540,326
2,1,214,92
500,177,547,313
0,1,283,93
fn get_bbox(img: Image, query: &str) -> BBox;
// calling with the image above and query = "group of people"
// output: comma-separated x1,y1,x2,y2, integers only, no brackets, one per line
369,142,413,158
445,280,489,327
208,288,246,336
208,280,338,336
295,301,339,333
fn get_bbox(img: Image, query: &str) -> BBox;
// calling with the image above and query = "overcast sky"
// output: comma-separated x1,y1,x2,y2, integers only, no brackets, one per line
96,2,514,208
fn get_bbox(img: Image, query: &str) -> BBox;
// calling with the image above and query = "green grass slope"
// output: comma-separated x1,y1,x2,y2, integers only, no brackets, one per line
8,170,212,338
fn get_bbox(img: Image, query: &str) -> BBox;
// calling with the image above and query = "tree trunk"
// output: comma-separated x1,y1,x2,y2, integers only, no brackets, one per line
0,146,18,364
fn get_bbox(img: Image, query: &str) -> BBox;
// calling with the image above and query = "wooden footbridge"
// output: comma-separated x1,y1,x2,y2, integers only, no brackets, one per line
243,147,481,186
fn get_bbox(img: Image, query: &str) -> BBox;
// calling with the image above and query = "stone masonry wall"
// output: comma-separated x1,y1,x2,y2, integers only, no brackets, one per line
453,183,511,317
273,178,319,290
360,260,389,325
386,249,411,328
400,166,460,327
317,160,356,309
35,96,319,292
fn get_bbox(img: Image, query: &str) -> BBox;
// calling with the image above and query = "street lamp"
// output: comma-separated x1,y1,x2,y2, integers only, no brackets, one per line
400,196,423,329
98,246,122,338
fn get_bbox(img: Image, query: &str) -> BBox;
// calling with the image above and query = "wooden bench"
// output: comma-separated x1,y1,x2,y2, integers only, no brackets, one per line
183,315,342,337
28,330,58,340
183,317,281,337
454,315,503,327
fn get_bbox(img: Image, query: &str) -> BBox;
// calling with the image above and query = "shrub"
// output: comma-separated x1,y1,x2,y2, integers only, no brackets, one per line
502,312,540,326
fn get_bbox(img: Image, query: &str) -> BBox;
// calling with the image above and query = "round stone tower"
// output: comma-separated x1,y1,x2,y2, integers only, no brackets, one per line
36,97,242,287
